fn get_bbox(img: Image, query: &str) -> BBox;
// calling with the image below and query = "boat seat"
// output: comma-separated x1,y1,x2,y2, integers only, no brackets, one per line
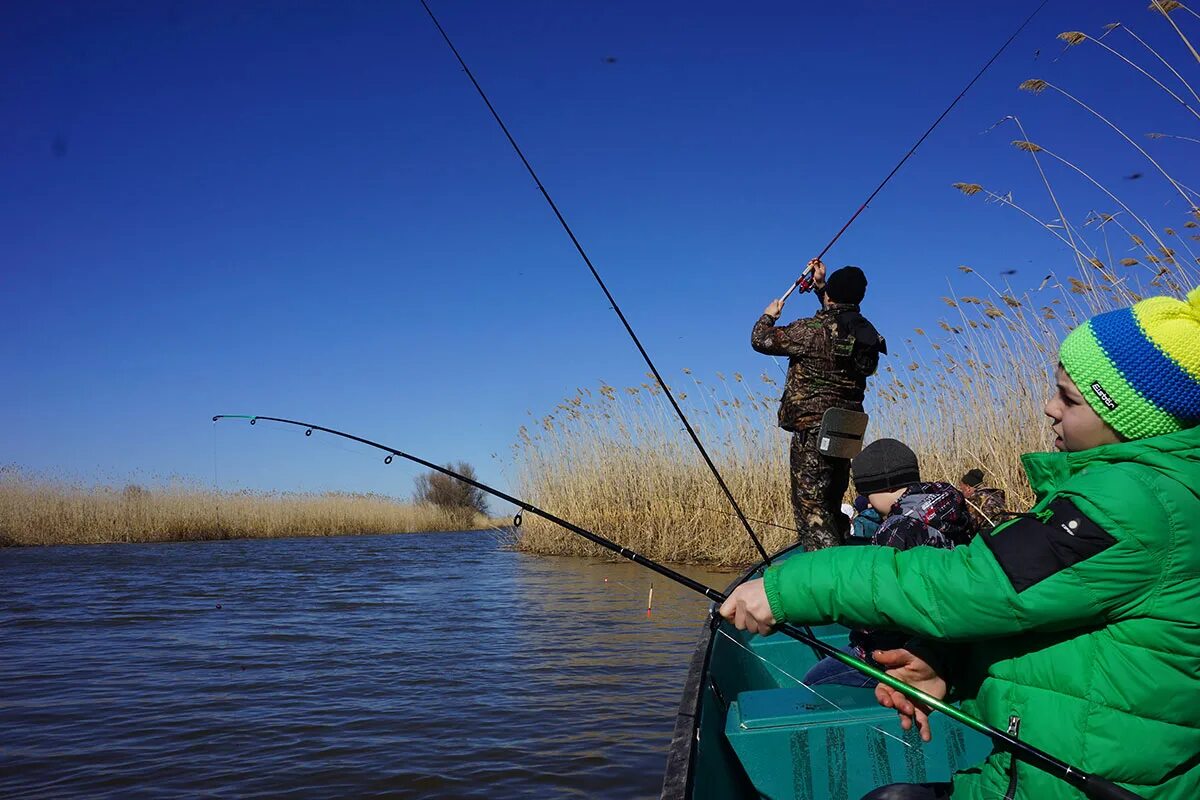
741,627,852,689
724,685,989,800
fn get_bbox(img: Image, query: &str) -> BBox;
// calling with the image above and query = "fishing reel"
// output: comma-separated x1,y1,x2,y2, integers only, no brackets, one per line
793,265,817,294
780,263,818,303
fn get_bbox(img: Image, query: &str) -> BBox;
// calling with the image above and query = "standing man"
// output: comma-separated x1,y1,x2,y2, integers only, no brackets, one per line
752,258,885,551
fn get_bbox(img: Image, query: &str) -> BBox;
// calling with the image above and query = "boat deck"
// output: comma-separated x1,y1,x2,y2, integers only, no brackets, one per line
663,555,993,800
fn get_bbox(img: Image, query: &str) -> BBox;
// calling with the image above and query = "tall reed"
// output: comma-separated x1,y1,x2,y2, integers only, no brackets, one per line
509,374,795,564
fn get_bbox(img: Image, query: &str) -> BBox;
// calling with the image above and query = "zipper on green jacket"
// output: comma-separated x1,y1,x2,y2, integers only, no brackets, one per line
1004,715,1021,800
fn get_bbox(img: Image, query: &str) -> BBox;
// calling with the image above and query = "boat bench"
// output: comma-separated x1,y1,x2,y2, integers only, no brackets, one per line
724,683,989,800
740,626,852,689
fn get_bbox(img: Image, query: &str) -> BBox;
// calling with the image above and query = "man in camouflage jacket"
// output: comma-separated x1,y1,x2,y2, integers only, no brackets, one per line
959,467,1008,532
752,258,885,551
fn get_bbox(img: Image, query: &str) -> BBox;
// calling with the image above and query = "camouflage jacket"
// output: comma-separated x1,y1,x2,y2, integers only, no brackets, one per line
964,485,1007,532
751,300,884,432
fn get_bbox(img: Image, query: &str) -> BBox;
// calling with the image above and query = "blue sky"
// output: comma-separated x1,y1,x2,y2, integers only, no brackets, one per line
4,1,1197,504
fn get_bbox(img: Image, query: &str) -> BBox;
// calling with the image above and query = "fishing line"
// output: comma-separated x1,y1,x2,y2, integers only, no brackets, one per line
778,0,1053,302
214,413,1140,800
418,0,774,567
682,502,802,536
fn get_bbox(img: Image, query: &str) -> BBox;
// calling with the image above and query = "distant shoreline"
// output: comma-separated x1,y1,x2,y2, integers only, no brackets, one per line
0,477,500,548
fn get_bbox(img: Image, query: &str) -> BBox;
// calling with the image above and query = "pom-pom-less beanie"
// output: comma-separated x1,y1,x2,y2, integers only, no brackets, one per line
851,438,920,495
1059,287,1200,440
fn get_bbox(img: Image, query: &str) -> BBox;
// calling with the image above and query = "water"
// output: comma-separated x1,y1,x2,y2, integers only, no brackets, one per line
1,532,736,798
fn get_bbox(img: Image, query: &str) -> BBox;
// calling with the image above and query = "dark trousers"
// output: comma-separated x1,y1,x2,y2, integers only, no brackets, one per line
789,424,851,551
802,645,879,688
861,783,952,800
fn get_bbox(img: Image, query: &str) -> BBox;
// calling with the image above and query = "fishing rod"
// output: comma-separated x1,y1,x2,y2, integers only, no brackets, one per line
418,0,773,568
214,413,1140,800
777,0,1053,305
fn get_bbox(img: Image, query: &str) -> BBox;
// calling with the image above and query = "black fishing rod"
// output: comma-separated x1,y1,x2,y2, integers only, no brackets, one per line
778,0,1052,303
214,413,1141,800
418,0,773,567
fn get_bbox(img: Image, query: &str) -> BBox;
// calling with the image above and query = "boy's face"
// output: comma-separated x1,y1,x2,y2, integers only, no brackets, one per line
1044,365,1122,452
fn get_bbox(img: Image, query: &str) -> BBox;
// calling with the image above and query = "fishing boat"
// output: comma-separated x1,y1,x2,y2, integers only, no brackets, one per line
662,543,993,800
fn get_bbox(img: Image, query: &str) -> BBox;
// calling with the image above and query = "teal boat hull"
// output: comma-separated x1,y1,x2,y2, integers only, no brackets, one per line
662,545,993,800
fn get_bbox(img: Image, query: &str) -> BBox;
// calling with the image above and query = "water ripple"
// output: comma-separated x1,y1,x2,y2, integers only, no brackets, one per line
0,532,734,798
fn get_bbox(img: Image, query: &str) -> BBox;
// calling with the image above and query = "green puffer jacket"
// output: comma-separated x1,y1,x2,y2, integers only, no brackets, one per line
764,426,1200,800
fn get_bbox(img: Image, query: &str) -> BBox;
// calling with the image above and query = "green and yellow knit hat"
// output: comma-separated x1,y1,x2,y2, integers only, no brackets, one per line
1059,286,1200,440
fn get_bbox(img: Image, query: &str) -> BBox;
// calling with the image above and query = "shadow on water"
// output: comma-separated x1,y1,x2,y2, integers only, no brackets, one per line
0,531,737,798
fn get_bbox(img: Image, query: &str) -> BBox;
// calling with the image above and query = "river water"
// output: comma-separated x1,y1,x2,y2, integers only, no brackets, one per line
1,531,736,798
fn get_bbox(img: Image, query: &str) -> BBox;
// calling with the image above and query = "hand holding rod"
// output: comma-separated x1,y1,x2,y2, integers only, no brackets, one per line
213,413,1142,800
778,261,816,305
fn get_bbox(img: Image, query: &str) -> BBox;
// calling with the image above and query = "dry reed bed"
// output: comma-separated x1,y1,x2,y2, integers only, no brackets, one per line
511,374,795,565
511,4,1199,565
0,474,491,547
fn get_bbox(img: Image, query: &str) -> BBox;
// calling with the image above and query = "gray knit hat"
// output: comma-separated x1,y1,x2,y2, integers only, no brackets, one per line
851,438,920,495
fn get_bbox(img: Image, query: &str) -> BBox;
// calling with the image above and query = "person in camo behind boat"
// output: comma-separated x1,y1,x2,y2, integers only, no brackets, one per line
722,288,1200,800
958,467,1007,533
752,258,886,551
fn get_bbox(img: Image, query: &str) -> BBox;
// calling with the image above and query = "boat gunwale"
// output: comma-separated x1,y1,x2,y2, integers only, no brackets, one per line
660,543,804,799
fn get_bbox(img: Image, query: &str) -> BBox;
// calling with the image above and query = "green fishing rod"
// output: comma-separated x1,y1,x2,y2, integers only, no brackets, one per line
214,413,1142,800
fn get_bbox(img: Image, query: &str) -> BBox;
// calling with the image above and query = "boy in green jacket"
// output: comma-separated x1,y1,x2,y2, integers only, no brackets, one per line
720,289,1200,800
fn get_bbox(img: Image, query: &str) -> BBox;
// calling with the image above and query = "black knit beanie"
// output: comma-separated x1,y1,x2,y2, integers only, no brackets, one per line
825,266,867,305
961,468,985,487
851,438,920,495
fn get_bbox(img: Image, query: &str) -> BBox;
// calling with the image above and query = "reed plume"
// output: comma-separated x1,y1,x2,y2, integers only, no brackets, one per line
1019,77,1198,212
1057,30,1200,121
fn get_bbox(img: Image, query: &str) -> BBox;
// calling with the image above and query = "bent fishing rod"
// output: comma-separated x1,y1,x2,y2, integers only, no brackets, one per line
419,0,773,568
214,413,1140,800
777,0,1052,304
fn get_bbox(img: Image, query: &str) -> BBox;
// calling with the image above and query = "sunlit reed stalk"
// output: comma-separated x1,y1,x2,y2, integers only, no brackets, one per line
1020,78,1199,212
1148,131,1200,144
953,181,1106,271
1148,0,1200,64
1057,30,1200,122
1008,138,1175,273
1001,116,1090,275
1111,22,1200,105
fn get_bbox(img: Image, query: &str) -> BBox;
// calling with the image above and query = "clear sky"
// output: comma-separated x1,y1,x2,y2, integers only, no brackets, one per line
4,1,1197,505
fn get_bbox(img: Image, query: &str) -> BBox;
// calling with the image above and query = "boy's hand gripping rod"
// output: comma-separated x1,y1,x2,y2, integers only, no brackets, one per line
213,414,1143,800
